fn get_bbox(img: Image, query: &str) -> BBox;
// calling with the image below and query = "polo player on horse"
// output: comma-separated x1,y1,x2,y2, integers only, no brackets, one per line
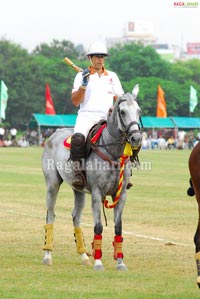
70,41,140,190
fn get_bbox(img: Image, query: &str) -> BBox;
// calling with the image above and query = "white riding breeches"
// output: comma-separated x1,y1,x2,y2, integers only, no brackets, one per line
74,112,107,138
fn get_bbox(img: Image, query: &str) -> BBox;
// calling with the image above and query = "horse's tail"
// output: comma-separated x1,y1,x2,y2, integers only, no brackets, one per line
187,178,195,196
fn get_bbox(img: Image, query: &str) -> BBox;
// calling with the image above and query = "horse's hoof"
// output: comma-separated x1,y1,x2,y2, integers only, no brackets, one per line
94,264,105,271
82,259,91,266
42,258,52,266
94,259,104,271
116,263,128,271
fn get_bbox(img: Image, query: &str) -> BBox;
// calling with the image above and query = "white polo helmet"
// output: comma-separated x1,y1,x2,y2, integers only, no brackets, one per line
87,41,108,56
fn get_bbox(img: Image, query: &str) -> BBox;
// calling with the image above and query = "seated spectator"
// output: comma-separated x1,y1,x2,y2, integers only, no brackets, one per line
4,139,12,147
167,136,176,149
157,136,166,150
18,136,29,147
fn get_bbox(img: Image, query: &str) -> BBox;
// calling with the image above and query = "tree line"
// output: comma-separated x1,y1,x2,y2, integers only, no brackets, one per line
0,39,199,129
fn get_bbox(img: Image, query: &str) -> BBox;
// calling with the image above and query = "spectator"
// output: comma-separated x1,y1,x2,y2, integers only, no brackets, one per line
18,136,29,147
157,135,166,150
10,127,18,145
167,136,176,149
177,129,186,149
0,126,5,141
4,138,12,147
187,130,195,149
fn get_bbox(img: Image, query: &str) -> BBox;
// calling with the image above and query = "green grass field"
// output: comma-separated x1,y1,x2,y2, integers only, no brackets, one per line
0,147,200,298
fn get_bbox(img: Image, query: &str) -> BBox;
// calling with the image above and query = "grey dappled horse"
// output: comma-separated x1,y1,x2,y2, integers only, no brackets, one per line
42,84,142,270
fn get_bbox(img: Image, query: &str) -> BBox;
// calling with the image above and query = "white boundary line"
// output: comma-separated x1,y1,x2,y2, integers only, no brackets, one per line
4,210,194,248
122,230,193,247
82,222,193,248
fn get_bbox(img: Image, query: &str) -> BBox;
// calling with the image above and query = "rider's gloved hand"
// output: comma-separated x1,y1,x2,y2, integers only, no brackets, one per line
81,68,90,89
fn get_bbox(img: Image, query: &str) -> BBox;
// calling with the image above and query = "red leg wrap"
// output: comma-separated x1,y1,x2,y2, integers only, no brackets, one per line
91,234,102,259
113,235,123,260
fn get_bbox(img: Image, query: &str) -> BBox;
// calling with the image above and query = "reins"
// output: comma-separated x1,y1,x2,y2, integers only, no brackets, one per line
101,154,129,227
90,143,119,168
91,139,129,210
90,96,141,211
103,154,129,209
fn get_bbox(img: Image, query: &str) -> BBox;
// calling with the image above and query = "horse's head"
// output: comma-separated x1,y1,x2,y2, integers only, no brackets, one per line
116,84,142,148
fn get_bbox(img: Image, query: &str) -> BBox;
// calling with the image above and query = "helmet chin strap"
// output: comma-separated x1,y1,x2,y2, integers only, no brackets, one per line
89,56,94,67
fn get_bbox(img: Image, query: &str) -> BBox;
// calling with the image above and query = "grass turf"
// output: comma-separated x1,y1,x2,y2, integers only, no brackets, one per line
0,147,200,298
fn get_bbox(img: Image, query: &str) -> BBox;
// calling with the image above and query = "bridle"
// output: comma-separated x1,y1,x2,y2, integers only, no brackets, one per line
91,96,142,163
117,97,141,143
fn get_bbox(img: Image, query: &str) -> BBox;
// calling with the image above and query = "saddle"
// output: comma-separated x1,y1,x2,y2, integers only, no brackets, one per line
63,119,107,159
63,119,137,161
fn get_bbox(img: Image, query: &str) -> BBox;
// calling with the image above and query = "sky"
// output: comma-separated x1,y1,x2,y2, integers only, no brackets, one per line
0,0,199,52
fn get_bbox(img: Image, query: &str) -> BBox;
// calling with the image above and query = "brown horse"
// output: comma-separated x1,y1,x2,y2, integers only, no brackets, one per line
188,141,200,287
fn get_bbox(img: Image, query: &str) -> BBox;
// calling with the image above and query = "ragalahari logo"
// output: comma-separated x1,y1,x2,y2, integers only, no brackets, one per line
174,1,199,8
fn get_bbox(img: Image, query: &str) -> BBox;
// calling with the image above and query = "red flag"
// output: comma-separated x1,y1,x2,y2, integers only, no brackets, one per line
45,83,56,114
156,85,167,117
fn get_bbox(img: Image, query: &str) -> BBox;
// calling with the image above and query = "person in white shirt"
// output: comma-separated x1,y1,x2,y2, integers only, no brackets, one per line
0,127,5,141
70,41,124,189
177,129,186,149
10,128,17,140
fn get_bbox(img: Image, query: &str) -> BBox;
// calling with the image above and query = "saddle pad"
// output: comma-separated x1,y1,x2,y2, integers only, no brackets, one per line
63,135,72,149
63,123,107,150
63,124,133,157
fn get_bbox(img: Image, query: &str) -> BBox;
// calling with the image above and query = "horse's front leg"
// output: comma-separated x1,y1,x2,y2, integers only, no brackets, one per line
194,205,200,287
91,190,104,271
113,190,128,271
72,190,91,266
189,149,200,287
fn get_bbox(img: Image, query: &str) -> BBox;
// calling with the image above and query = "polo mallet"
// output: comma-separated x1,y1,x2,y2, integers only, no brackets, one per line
64,57,83,73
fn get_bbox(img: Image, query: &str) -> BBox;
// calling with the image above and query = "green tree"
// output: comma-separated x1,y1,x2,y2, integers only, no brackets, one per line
107,43,171,81
0,40,45,128
0,38,200,129
33,39,79,59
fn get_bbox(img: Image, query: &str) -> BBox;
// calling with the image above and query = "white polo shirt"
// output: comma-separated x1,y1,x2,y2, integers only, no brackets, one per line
72,68,124,137
73,68,124,116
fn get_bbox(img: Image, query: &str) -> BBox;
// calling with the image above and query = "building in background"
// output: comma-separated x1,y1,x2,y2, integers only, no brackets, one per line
106,21,200,62
123,21,157,45
186,42,200,59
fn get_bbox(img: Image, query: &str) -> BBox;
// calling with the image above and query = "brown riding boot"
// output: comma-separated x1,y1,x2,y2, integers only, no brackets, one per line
72,161,85,190
70,133,86,190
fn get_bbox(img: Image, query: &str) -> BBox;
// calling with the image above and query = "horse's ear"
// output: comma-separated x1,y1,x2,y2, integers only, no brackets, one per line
132,84,139,99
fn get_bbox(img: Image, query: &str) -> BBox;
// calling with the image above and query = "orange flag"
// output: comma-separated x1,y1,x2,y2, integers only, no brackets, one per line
156,85,167,117
45,83,56,114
